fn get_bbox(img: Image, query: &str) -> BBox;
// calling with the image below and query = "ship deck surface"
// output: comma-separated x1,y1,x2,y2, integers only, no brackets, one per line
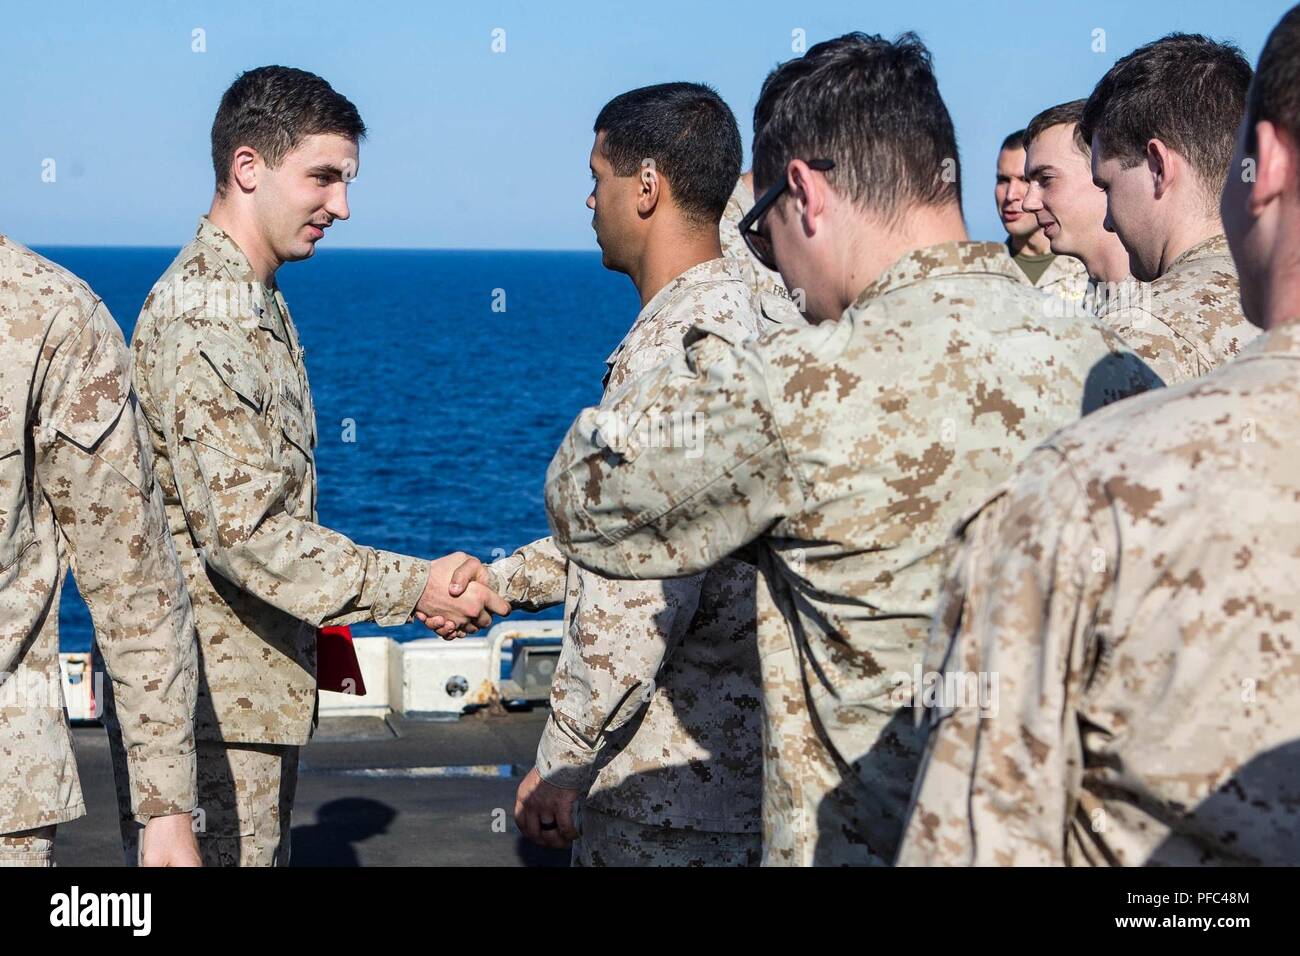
58,711,571,867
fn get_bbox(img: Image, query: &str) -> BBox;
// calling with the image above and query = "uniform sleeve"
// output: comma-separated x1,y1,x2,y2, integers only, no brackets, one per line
1101,303,1203,385
153,321,428,628
35,302,198,822
532,332,720,789
896,447,1111,865
536,569,705,790
486,535,568,612
545,333,803,579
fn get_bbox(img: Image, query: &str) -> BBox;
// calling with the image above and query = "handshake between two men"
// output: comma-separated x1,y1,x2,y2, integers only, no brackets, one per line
412,552,509,639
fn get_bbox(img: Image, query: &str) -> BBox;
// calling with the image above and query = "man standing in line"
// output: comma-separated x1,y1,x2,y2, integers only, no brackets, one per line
1,233,200,867
1080,34,1260,383
995,128,1091,308
437,84,770,866
540,34,1159,865
120,66,507,866
1021,101,1140,321
897,6,1300,865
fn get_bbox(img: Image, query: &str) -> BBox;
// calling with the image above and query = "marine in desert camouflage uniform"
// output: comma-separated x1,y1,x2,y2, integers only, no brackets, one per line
116,67,503,866
490,258,766,866
994,127,1098,315
0,233,198,867
1090,234,1257,384
897,4,1300,869
122,216,430,865
895,328,1300,865
483,84,767,866
1080,33,1258,383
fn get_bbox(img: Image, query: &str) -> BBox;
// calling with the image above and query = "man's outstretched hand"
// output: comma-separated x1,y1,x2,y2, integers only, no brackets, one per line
414,552,510,639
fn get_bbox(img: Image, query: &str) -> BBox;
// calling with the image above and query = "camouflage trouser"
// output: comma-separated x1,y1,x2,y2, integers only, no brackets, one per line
571,808,761,867
112,737,300,867
0,825,57,867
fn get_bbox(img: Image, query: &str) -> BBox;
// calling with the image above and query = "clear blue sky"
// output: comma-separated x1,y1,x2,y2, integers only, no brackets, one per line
1,0,1291,250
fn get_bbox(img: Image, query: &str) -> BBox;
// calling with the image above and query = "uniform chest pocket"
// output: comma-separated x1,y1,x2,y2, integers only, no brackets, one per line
275,382,315,470
0,445,35,577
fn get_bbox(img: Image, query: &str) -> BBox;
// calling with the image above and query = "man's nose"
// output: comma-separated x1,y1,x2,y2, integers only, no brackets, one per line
327,183,351,222
586,192,596,211
1022,183,1042,212
1103,206,1115,233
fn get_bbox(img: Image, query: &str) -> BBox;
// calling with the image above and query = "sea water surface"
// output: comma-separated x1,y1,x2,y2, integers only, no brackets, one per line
35,245,640,652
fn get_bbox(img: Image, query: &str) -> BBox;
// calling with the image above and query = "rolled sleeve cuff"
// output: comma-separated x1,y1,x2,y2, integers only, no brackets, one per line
483,561,511,604
127,748,199,823
368,551,430,626
535,713,601,792
485,556,533,608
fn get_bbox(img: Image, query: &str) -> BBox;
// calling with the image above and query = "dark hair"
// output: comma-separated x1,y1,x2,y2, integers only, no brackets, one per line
211,65,366,194
1079,34,1251,190
1245,5,1300,159
593,82,742,225
752,32,961,220
1000,129,1026,152
1025,100,1090,155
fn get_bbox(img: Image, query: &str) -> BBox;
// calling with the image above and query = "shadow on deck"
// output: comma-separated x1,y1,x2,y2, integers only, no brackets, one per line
56,711,571,867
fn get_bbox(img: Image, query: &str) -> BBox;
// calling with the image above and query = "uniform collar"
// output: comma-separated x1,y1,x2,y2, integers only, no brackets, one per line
729,176,755,211
848,241,1024,313
1167,233,1231,273
604,257,747,367
192,216,295,347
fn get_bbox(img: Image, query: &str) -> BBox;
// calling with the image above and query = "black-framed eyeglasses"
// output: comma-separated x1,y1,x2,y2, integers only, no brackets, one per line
737,159,835,272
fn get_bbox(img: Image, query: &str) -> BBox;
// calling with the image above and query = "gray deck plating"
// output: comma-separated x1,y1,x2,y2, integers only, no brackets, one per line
55,711,571,867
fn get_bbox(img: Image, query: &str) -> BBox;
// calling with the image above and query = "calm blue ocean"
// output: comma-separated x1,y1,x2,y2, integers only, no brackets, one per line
35,245,641,653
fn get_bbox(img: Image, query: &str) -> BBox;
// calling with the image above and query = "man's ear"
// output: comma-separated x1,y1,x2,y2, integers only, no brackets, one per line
637,159,661,216
1250,120,1294,215
1146,138,1175,200
229,145,261,193
788,159,825,238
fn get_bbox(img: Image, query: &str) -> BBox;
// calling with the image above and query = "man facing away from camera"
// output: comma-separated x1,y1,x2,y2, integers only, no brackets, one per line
116,65,508,866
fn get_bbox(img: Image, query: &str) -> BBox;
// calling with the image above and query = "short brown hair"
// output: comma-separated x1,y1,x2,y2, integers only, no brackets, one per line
1245,5,1300,161
752,32,961,221
1079,34,1251,191
1025,100,1090,156
211,65,366,195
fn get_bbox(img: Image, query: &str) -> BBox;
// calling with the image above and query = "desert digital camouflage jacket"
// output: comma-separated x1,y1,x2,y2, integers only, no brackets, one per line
544,241,1162,864
720,177,806,328
1097,234,1257,385
898,319,1298,866
1012,248,1101,317
488,257,766,832
131,218,429,746
0,234,197,834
